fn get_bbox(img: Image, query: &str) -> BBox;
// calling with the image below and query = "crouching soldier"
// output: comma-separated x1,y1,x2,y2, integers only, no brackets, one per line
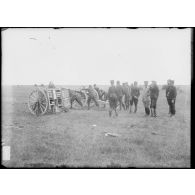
69,89,83,109
130,81,140,113
116,81,125,110
142,81,150,116
149,81,159,117
166,80,177,116
108,80,118,117
87,85,99,110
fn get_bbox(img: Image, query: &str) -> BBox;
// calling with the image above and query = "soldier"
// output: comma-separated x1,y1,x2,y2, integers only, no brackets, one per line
116,81,125,110
87,85,99,110
129,81,140,113
142,81,150,116
166,79,171,114
149,81,159,117
69,89,83,109
94,84,100,97
166,80,177,116
108,80,118,117
123,82,131,110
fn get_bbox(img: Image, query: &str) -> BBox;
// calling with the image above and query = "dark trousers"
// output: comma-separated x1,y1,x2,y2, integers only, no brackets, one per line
145,107,150,115
150,98,157,109
130,96,138,113
125,95,130,110
167,99,176,115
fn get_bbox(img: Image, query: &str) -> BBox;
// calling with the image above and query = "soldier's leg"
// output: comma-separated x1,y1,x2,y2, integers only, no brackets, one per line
75,97,83,107
87,97,91,110
172,99,176,115
150,99,154,117
153,99,157,117
167,98,171,114
134,98,138,113
170,99,175,115
119,96,122,110
109,99,113,117
114,99,118,116
129,99,133,113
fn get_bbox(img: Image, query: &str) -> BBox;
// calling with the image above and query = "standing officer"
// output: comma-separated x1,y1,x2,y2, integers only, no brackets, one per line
108,80,118,117
116,81,125,110
130,81,140,113
166,80,177,116
142,81,150,116
123,82,131,110
149,81,159,117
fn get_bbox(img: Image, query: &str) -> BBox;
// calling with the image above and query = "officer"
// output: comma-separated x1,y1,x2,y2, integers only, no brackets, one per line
166,80,177,116
108,80,118,117
130,81,140,113
149,81,159,117
116,81,125,110
142,81,150,116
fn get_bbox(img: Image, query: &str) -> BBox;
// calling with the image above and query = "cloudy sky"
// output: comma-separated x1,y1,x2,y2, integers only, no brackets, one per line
2,28,191,85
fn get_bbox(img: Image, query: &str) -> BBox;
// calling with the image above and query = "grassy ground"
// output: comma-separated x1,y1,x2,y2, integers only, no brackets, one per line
2,85,190,168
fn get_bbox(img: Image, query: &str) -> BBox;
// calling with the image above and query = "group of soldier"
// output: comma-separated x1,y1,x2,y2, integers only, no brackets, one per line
53,78,177,118
107,79,177,118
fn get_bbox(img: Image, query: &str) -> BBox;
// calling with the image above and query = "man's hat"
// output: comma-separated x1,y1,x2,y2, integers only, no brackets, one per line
110,80,114,83
144,81,148,83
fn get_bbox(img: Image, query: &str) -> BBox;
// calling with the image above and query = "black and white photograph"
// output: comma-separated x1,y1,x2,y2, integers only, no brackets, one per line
1,28,191,168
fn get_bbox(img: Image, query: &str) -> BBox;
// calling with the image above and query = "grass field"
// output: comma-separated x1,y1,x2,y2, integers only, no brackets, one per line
2,85,191,168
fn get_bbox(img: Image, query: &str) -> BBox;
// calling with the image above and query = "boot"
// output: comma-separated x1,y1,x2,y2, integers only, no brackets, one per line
154,108,157,117
134,105,137,113
150,108,154,117
144,108,147,116
129,105,132,113
147,107,150,115
109,110,112,117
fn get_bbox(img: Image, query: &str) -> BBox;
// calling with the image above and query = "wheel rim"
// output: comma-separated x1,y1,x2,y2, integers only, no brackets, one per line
28,89,48,115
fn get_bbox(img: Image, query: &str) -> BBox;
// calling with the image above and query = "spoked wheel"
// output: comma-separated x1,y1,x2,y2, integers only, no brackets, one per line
28,89,48,116
72,91,87,108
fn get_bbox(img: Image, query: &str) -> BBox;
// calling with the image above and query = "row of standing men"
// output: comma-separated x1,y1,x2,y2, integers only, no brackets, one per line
106,79,177,117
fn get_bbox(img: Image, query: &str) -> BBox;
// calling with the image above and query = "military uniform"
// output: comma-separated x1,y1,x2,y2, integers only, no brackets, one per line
69,89,83,108
130,85,140,113
123,84,131,110
87,87,99,109
108,83,118,117
116,84,125,110
149,83,159,117
142,85,150,115
166,84,177,116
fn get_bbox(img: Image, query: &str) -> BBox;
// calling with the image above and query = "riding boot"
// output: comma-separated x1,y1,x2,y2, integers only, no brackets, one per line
134,105,137,113
147,107,150,115
109,109,112,117
154,108,157,117
150,108,154,117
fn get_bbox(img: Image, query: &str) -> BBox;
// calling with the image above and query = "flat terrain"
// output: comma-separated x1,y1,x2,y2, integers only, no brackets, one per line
2,85,191,168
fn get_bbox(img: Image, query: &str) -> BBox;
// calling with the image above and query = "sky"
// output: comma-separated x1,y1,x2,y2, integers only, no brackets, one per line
2,28,191,85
